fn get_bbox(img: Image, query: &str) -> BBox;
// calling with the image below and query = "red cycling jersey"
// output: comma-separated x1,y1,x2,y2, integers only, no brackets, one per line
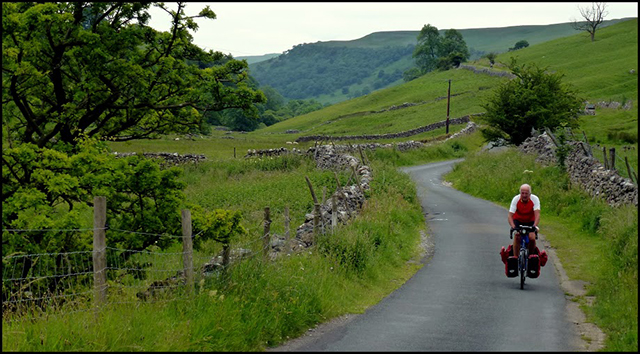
509,194,540,223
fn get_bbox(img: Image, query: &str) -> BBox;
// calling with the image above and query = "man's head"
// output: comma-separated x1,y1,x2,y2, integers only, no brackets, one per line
520,184,531,202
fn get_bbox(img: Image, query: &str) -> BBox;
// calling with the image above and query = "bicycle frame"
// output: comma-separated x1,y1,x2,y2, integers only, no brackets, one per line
510,225,537,289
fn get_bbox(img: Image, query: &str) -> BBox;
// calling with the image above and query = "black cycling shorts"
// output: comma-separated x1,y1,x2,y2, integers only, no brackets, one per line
514,220,534,227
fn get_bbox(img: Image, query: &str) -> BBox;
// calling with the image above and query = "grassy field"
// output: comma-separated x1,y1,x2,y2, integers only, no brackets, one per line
4,18,637,352
4,138,480,351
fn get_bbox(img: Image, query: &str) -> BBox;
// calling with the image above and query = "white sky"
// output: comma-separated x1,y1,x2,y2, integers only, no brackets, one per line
146,2,638,57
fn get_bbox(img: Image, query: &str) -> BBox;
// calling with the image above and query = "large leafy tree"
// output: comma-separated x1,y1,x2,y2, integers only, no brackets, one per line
2,2,265,148
411,25,470,75
438,29,470,60
412,24,441,74
480,58,583,146
2,3,260,307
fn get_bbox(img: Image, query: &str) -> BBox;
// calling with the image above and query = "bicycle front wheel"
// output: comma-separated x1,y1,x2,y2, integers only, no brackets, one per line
519,254,526,289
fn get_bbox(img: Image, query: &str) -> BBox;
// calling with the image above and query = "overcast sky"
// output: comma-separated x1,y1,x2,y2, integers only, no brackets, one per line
146,2,638,57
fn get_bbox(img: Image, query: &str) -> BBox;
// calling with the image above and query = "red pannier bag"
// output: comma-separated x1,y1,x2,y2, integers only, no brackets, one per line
538,248,548,267
501,245,518,277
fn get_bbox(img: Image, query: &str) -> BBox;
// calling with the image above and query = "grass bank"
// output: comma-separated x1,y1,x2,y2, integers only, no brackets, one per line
4,142,456,351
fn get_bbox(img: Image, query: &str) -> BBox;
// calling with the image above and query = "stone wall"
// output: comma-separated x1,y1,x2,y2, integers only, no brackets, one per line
457,64,516,79
113,152,206,167
244,141,426,159
519,133,638,207
295,114,483,143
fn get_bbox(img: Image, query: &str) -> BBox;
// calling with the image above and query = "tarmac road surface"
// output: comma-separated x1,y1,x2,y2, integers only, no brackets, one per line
271,158,582,351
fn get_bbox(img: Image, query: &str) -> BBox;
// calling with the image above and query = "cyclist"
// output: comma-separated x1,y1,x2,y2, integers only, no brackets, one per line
508,183,540,257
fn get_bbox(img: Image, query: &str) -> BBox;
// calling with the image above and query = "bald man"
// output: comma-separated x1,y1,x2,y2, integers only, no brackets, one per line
508,184,540,257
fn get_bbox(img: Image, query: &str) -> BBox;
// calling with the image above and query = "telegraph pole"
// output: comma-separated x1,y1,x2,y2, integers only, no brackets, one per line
446,79,451,134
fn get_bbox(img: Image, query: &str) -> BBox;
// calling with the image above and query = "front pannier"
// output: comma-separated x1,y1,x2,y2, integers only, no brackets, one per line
506,256,518,277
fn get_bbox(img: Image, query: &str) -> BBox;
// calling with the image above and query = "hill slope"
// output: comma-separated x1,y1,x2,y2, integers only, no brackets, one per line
249,18,633,105
253,18,637,151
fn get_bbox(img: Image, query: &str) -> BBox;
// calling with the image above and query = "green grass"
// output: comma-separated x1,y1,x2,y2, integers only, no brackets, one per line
2,151,432,351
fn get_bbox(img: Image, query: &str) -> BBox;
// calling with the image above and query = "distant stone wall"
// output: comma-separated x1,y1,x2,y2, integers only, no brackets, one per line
113,152,206,167
457,64,516,79
519,134,638,207
295,114,483,143
244,141,426,159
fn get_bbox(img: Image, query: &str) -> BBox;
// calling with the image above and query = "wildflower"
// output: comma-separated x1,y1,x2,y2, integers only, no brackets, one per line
209,290,217,297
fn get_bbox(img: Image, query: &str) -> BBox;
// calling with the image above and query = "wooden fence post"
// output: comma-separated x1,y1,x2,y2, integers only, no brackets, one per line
334,171,342,192
582,131,592,156
305,176,319,204
351,165,365,196
331,194,338,232
93,196,107,309
602,147,609,169
181,209,194,295
262,207,271,259
284,205,290,240
222,243,230,277
609,148,616,170
625,156,636,184
313,203,321,237
234,147,236,158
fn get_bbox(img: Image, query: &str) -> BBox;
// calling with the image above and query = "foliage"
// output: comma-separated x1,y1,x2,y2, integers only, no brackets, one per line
250,43,412,100
413,24,441,74
552,126,572,170
2,139,183,246
2,2,265,148
204,97,327,131
484,52,497,65
480,58,583,145
1,137,187,310
508,39,530,51
190,207,245,250
412,25,470,74
438,29,470,64
402,67,422,82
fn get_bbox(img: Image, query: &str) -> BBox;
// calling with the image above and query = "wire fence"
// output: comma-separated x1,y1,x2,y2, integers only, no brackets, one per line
3,162,355,325
1,211,284,324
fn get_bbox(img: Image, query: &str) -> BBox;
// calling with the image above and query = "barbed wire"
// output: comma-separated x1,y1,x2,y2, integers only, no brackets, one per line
3,249,94,260
2,227,106,233
1,208,319,323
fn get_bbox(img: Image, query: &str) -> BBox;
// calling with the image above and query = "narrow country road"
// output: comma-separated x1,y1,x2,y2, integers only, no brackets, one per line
272,159,582,351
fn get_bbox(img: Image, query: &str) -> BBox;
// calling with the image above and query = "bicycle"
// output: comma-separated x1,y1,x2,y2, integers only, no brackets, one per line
510,225,538,289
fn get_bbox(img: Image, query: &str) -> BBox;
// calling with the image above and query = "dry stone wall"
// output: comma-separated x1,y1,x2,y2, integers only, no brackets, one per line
457,64,516,79
519,133,638,207
113,152,206,167
295,114,483,143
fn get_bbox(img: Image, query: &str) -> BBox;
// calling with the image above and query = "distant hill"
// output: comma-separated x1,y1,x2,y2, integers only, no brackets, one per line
237,53,280,64
249,18,633,105
256,18,637,147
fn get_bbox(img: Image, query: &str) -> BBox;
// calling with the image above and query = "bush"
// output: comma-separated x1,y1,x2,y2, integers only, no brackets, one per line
480,58,583,145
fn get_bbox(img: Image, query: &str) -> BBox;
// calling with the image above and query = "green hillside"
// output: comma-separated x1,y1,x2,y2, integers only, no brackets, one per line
237,53,280,64
249,18,633,105
255,18,637,148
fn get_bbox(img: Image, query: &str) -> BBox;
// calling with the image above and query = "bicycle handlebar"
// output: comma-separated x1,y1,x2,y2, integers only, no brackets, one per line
510,225,538,239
